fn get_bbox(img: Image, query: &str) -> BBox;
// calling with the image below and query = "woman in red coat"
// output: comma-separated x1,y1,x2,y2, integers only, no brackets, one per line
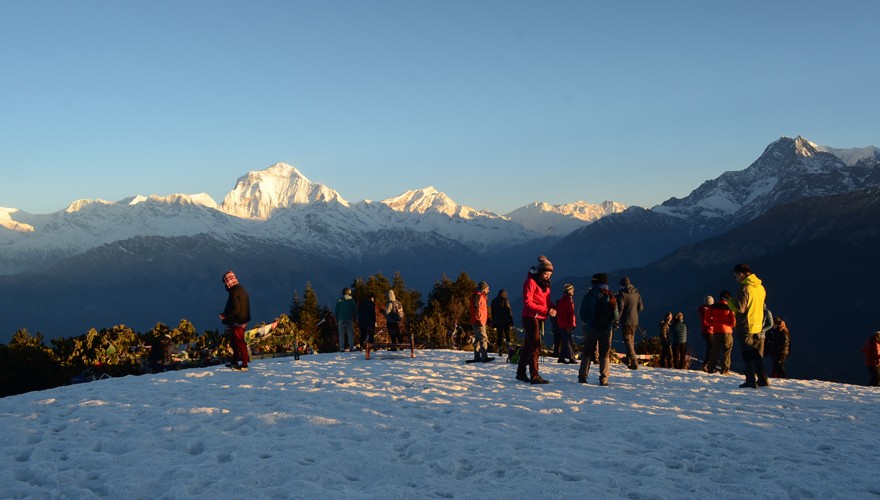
516,256,556,384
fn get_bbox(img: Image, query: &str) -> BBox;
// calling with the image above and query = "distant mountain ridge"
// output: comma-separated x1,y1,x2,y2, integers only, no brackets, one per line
550,136,880,273
1,135,878,355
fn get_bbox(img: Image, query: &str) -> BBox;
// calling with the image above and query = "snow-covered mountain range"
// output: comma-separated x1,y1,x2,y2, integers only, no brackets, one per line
0,163,624,275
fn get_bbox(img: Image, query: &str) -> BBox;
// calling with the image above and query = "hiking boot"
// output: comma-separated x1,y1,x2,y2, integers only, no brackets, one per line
739,381,757,388
578,376,587,384
231,365,249,372
530,376,550,385
599,380,608,386
556,358,566,363
481,357,495,363
757,378,770,387
516,374,530,383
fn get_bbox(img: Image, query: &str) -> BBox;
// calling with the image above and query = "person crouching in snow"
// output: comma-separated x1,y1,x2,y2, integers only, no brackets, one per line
220,271,251,371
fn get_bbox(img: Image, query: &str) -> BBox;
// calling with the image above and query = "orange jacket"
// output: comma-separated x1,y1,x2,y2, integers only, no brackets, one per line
471,291,488,325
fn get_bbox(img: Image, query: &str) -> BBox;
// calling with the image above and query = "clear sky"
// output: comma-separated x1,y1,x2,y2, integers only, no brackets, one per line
2,0,878,215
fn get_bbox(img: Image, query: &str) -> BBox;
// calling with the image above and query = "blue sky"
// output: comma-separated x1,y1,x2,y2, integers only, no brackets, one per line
2,0,878,215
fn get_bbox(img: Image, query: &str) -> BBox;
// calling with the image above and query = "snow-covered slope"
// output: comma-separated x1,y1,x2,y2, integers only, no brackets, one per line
1,351,877,498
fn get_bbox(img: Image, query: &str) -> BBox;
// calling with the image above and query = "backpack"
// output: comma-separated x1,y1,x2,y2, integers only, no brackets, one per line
592,291,617,330
387,301,404,323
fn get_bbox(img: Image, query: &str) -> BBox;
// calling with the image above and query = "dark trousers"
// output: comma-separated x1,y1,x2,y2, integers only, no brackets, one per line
672,342,687,369
707,333,733,373
621,324,639,368
701,331,712,370
387,322,403,343
579,328,612,383
496,325,512,353
360,325,375,344
517,317,543,380
659,340,673,368
228,324,249,368
740,333,768,384
770,355,788,378
866,365,880,386
558,327,576,361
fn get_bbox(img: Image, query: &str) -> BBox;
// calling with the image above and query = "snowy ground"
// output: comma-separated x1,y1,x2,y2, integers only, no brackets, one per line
1,350,878,499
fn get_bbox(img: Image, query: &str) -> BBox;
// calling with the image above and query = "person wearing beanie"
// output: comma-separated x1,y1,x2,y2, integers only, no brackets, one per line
578,273,619,386
219,270,251,371
469,281,494,362
555,284,577,364
335,287,358,352
698,295,715,372
491,289,514,356
706,291,736,374
383,289,406,346
616,276,645,370
516,256,556,384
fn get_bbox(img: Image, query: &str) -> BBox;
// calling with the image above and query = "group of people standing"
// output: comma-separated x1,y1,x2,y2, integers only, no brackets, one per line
490,257,786,389
334,288,406,351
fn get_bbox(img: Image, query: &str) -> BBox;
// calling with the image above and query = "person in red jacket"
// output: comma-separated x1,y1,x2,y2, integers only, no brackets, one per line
698,295,714,372
861,331,880,386
706,291,736,374
555,283,577,364
516,256,556,384
470,281,494,363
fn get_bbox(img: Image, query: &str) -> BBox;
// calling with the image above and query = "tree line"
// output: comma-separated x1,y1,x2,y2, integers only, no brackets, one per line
1,271,492,398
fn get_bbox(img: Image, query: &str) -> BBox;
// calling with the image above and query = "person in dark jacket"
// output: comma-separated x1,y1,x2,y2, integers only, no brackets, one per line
334,287,358,352
357,294,377,345
616,276,644,370
578,273,619,386
861,331,880,386
765,317,790,378
220,270,251,371
670,312,688,369
658,312,673,368
491,289,514,355
148,334,174,374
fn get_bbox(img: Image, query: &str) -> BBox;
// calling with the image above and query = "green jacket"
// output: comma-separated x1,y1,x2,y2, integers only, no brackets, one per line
335,295,357,322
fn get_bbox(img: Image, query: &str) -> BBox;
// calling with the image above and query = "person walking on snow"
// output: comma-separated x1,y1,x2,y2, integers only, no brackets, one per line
578,273,619,386
516,256,556,385
220,271,251,371
616,276,644,370
470,281,494,362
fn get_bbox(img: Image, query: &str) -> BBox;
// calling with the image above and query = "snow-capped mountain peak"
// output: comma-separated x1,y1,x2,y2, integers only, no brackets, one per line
505,200,627,236
220,162,349,219
381,187,488,219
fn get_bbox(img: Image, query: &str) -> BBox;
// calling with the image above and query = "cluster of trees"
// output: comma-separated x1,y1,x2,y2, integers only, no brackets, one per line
1,271,497,398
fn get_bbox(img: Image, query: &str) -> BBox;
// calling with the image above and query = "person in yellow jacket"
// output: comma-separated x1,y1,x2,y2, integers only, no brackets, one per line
731,264,768,388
